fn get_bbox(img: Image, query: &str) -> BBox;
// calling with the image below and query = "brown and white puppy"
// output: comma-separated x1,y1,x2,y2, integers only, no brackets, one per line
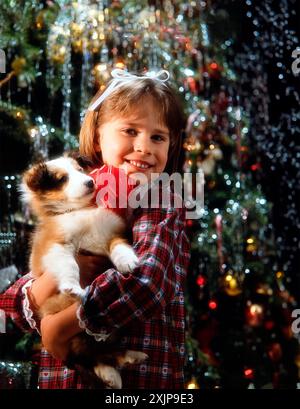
21,153,147,388
21,154,139,297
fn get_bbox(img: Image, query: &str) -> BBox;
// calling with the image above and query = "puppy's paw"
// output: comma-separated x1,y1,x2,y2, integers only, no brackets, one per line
59,283,86,298
94,364,122,389
118,350,149,367
111,244,139,274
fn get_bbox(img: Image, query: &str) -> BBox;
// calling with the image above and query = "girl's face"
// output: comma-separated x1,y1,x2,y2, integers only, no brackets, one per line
96,97,170,182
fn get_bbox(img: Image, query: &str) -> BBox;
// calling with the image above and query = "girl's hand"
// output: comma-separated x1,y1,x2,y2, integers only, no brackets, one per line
29,272,58,313
40,302,81,361
76,252,113,288
40,314,68,361
30,253,111,309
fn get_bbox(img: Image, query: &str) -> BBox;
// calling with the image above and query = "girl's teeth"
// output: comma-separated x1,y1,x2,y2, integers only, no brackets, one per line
129,160,150,169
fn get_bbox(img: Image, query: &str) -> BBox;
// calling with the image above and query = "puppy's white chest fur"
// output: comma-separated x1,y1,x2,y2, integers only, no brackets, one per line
57,207,125,254
42,206,138,296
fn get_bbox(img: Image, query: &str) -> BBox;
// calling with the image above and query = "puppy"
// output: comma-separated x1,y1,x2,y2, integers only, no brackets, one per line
21,153,139,296
21,153,147,388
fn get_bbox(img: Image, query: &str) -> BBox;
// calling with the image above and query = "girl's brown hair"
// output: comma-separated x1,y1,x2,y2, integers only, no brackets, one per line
79,77,185,174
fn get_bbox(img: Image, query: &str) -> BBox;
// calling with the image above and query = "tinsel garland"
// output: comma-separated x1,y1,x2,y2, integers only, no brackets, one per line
232,0,300,297
0,360,37,389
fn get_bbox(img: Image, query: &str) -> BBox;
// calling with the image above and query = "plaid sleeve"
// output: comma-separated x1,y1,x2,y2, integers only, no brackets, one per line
0,273,35,333
77,206,188,336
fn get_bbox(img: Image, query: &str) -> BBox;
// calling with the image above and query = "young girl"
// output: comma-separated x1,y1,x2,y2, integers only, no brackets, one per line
0,69,191,389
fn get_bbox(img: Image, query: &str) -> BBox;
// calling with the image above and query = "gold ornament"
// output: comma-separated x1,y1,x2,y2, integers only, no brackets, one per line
246,302,264,326
70,22,84,37
256,283,273,296
183,159,193,172
11,57,26,75
36,11,45,30
15,111,24,120
276,271,284,279
93,63,110,86
51,45,66,64
115,57,126,69
28,126,39,138
73,39,83,53
196,142,223,176
91,40,101,54
183,136,202,153
223,273,242,296
186,376,200,389
246,236,257,253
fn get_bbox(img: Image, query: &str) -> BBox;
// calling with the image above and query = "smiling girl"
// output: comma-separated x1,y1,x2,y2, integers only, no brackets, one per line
0,69,191,389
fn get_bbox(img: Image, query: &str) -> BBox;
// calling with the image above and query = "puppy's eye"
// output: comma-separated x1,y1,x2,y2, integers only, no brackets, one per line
77,167,83,172
58,175,68,183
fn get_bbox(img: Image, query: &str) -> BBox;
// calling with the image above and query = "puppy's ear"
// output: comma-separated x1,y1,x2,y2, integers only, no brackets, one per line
23,162,51,192
65,151,94,170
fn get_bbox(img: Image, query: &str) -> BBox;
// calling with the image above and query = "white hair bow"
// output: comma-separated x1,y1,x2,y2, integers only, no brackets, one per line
88,68,170,111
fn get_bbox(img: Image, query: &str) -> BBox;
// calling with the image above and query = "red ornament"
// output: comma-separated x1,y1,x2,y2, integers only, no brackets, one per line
196,275,207,287
209,62,219,70
187,76,197,94
267,343,282,362
208,300,217,310
204,61,222,79
251,163,261,171
244,368,254,379
265,320,275,330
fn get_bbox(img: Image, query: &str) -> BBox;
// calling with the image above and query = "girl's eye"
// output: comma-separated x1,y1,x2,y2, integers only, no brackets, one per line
152,135,164,142
124,128,137,136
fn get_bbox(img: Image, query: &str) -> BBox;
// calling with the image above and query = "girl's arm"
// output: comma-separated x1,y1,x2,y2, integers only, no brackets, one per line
29,253,113,310
0,254,111,339
0,273,37,332
29,273,58,311
40,302,81,360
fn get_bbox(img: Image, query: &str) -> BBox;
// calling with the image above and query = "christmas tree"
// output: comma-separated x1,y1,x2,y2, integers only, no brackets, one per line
0,0,299,389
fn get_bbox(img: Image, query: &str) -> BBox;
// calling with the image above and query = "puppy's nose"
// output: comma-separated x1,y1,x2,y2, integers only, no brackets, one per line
85,179,95,189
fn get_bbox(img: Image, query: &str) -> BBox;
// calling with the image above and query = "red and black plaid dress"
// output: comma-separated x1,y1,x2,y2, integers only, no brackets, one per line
0,205,190,389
